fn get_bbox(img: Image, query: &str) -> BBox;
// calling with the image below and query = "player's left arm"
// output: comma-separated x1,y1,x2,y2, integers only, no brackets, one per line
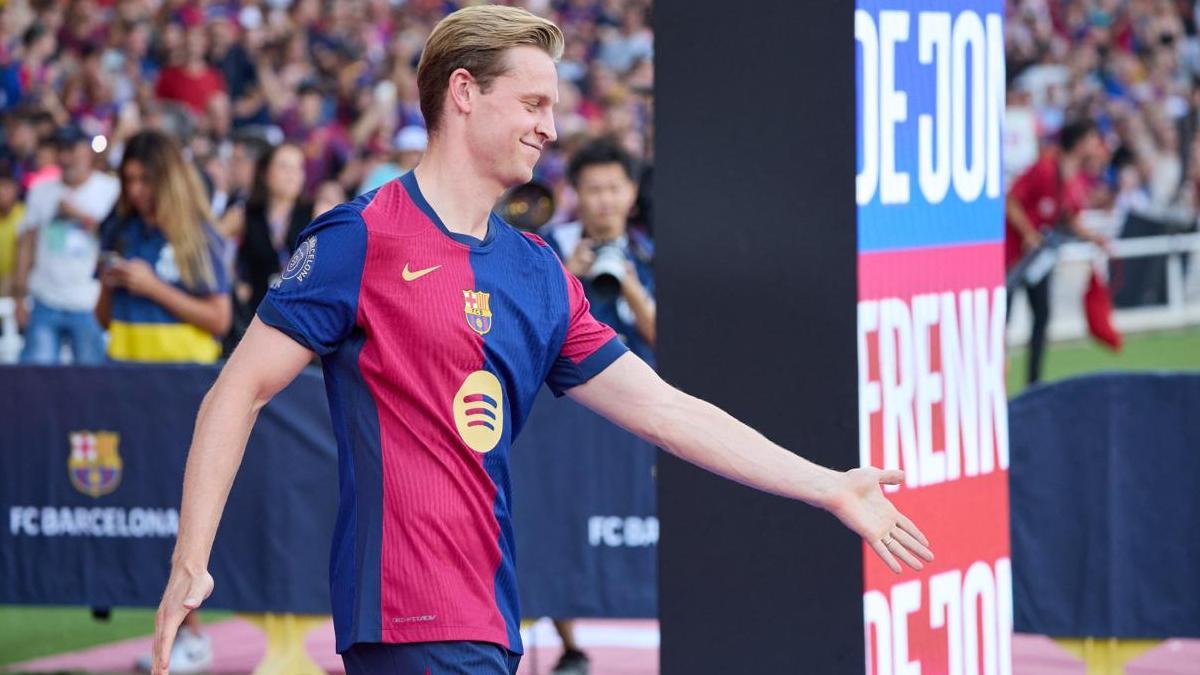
566,352,933,573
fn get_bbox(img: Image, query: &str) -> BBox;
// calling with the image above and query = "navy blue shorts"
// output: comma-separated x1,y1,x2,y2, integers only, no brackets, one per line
341,641,521,674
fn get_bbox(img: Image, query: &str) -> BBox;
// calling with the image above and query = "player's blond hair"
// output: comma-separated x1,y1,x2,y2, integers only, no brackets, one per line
418,5,564,135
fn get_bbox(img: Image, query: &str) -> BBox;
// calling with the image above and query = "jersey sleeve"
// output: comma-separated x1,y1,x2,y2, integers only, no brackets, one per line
545,261,628,396
255,204,366,355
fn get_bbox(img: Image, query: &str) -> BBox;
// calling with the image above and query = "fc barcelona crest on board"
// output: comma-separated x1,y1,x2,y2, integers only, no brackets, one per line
68,431,123,498
463,290,493,335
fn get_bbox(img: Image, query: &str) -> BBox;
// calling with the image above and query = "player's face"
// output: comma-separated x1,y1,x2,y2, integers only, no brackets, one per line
575,162,636,239
468,46,558,188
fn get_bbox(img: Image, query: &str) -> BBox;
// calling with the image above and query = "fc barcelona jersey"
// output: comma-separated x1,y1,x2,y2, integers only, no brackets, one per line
256,172,626,653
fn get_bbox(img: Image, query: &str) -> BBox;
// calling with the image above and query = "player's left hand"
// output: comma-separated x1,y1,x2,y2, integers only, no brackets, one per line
825,468,933,573
152,565,213,675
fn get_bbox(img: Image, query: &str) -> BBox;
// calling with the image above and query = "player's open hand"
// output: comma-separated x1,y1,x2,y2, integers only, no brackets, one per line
152,566,213,675
825,468,933,574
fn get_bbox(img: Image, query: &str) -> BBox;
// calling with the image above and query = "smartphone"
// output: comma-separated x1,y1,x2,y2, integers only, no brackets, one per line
99,251,123,271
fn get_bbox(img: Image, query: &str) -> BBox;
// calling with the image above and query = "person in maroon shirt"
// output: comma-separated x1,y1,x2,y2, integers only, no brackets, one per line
154,24,226,116
1005,119,1110,385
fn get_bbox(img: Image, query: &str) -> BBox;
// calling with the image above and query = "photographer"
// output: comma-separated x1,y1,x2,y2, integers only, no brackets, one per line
538,137,654,675
543,138,655,369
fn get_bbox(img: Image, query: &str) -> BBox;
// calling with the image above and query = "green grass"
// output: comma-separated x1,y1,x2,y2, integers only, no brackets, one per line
0,606,231,668
1007,326,1200,397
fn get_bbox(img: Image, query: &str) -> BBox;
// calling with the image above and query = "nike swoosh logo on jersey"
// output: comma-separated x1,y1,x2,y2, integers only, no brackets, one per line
402,264,441,281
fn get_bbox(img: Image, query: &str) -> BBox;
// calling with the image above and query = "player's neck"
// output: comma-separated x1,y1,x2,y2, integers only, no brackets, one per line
412,151,502,240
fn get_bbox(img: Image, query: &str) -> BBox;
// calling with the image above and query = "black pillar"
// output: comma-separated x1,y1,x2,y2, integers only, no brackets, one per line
655,2,863,672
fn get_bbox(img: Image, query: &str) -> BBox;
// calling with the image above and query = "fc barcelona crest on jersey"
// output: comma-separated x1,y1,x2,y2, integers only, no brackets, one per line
68,431,123,498
463,290,493,335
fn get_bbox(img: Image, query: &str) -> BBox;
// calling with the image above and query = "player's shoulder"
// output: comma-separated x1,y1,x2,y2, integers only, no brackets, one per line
520,230,550,248
295,200,369,254
538,221,582,253
495,215,564,266
338,186,381,219
354,177,450,237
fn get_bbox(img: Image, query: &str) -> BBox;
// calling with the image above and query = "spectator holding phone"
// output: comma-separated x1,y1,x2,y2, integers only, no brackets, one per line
97,130,231,366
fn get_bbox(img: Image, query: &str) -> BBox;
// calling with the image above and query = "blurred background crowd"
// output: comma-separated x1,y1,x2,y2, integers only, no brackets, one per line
0,0,655,368
1004,0,1200,389
0,2,654,671
1005,0,1200,222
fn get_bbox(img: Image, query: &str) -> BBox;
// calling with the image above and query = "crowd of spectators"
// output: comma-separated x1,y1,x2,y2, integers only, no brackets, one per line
0,0,655,366
1003,0,1200,384
1005,0,1200,231
0,3,653,671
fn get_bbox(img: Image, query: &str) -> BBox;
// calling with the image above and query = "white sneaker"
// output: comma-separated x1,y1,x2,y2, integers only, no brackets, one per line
135,627,213,673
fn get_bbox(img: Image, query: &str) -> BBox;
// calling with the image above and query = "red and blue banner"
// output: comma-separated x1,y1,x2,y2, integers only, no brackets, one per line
856,1,1012,673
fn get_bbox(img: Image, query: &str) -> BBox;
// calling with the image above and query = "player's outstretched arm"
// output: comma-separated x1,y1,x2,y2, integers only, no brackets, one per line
566,353,933,574
152,317,314,675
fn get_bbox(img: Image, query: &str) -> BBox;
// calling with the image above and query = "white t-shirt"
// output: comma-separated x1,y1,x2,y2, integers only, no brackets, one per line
20,172,121,311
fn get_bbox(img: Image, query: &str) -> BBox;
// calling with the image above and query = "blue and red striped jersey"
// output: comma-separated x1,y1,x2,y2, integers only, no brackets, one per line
256,172,626,653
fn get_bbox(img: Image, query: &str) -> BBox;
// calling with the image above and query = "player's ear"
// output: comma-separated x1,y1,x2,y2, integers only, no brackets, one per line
447,68,476,116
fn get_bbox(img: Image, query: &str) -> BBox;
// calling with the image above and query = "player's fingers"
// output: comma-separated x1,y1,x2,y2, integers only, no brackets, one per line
878,469,905,486
886,535,925,571
897,513,930,548
870,538,902,574
892,527,934,562
153,608,179,675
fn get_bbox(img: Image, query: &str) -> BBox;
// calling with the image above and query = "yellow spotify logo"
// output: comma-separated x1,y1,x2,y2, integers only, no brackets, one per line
453,371,504,453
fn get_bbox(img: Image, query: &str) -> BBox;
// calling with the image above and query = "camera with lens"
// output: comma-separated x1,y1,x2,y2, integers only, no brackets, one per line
587,242,627,302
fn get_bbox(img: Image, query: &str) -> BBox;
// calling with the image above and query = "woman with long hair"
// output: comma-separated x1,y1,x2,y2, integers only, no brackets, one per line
228,142,311,347
97,130,231,366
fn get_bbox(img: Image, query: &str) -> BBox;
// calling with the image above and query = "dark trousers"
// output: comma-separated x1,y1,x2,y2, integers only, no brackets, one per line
1007,272,1052,385
343,641,521,675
